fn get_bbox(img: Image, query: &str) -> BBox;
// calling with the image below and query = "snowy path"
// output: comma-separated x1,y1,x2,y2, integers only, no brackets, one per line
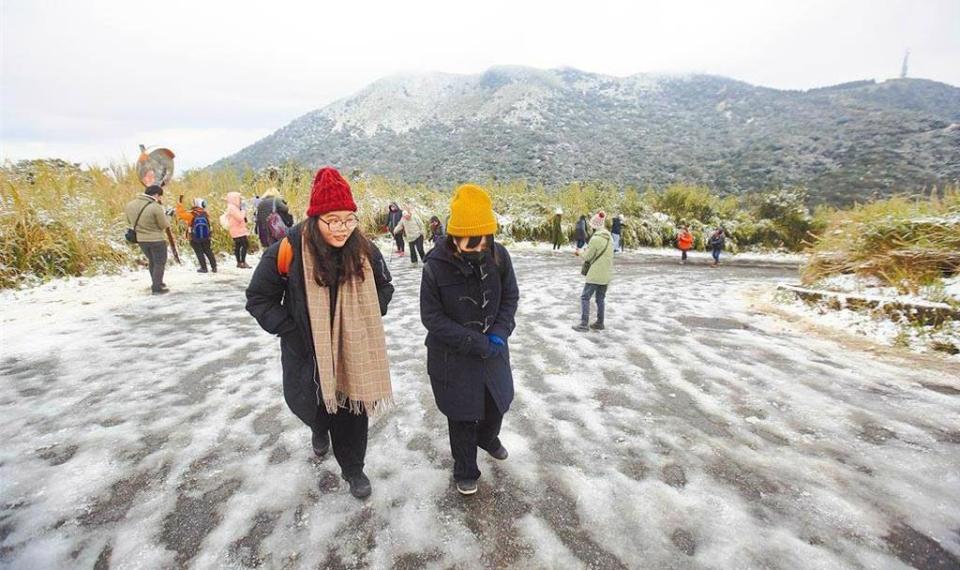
1,251,958,569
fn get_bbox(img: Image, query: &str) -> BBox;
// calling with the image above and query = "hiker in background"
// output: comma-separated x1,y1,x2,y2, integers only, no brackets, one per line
125,180,171,294
224,192,251,268
676,225,694,265
386,203,405,256
707,226,726,267
574,214,589,254
420,184,519,496
551,208,564,251
256,188,294,247
393,209,426,265
573,212,614,332
246,167,394,500
611,213,625,253
176,195,217,273
428,215,446,248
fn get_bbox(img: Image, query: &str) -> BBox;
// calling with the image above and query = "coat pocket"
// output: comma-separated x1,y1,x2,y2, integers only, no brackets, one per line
426,348,449,385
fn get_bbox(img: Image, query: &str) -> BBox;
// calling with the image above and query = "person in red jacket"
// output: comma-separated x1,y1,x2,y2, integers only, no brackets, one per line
676,225,694,265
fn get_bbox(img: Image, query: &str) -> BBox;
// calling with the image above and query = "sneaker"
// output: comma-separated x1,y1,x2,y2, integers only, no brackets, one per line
456,479,478,495
312,430,329,457
343,472,372,499
488,446,509,460
151,288,170,295
590,322,605,330
572,323,590,332
197,268,208,273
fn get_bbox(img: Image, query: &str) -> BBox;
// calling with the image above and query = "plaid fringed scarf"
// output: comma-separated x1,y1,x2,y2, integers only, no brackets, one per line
301,233,393,415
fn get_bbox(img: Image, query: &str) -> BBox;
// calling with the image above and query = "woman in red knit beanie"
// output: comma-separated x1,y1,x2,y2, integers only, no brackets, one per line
246,167,395,499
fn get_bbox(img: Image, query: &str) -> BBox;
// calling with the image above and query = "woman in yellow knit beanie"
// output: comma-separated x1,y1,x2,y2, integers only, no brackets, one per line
420,184,520,496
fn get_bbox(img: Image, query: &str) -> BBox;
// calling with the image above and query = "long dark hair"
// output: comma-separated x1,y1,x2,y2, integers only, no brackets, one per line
445,234,499,266
303,217,371,287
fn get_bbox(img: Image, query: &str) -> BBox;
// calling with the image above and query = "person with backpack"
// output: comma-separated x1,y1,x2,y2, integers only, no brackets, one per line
676,225,694,265
386,203,404,255
420,184,519,496
574,214,589,254
176,195,217,273
124,181,171,294
245,167,394,500
551,208,564,251
256,188,294,248
573,212,614,332
428,215,445,248
224,192,251,268
707,227,726,267
392,209,426,265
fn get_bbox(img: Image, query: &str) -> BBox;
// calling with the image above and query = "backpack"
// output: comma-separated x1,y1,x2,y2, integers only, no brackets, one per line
265,199,288,243
277,237,293,276
192,211,211,240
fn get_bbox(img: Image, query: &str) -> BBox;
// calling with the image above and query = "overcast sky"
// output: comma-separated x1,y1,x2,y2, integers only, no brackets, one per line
2,0,958,171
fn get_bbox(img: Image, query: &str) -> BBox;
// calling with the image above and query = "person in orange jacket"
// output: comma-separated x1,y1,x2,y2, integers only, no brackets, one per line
176,196,217,273
676,225,694,265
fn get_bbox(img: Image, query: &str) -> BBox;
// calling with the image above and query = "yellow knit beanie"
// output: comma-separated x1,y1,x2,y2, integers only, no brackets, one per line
446,184,498,237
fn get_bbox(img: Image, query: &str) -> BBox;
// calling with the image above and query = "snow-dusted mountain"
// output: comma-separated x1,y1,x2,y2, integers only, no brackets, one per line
214,66,960,203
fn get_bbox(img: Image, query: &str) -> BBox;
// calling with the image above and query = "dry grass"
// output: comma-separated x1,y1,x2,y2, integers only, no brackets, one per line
802,189,960,293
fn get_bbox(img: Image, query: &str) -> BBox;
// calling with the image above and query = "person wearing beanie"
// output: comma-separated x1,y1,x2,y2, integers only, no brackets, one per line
246,166,395,500
224,191,251,268
573,211,614,332
124,180,171,294
419,184,519,496
175,195,217,273
392,208,426,265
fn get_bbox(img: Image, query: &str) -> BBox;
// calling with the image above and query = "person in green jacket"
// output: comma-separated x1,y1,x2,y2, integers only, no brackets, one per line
573,212,613,332
124,180,171,294
551,208,564,250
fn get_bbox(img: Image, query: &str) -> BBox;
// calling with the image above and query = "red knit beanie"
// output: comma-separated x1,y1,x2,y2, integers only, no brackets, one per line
307,167,357,216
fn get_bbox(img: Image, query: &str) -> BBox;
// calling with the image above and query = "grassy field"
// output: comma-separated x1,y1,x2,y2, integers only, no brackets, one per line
1,159,957,291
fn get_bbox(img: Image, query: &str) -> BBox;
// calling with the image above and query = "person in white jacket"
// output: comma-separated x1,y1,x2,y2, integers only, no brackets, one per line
392,210,426,264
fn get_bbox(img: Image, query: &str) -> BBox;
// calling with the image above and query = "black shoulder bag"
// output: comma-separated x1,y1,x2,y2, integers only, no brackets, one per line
125,201,152,244
581,237,610,276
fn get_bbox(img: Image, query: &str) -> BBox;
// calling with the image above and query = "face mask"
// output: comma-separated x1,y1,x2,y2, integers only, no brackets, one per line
460,251,486,265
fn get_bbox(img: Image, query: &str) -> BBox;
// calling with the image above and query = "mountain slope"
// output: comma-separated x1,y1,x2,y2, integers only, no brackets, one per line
214,66,960,204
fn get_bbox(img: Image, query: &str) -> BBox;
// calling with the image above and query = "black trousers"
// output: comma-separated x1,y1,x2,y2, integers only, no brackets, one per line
447,389,504,481
233,236,248,264
190,239,217,270
138,241,167,292
314,408,369,478
393,232,405,252
409,236,426,263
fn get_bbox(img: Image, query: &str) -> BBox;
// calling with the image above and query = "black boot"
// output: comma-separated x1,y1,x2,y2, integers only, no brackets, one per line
343,472,372,499
312,429,329,457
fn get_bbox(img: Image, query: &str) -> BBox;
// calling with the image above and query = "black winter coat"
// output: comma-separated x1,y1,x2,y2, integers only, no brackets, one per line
420,243,519,421
575,218,589,241
245,223,394,428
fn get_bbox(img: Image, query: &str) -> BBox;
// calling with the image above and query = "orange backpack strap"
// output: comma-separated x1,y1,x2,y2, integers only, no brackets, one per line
276,237,293,276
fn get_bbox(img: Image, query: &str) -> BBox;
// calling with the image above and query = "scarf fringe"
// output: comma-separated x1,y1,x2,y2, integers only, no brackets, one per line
324,393,395,417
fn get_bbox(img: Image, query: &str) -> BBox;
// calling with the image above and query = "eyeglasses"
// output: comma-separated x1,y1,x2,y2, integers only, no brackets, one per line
318,216,360,231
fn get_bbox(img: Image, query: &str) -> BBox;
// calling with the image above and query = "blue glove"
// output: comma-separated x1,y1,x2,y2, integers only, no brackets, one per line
488,334,505,346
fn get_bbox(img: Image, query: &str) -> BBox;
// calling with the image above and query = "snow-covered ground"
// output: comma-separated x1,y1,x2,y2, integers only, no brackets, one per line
773,274,960,359
1,249,959,569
